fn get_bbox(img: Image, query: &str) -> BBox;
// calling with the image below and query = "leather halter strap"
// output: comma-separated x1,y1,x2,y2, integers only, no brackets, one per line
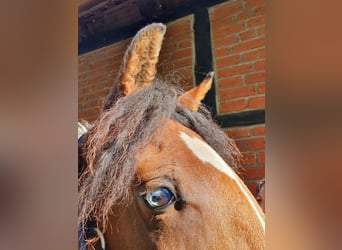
78,224,106,250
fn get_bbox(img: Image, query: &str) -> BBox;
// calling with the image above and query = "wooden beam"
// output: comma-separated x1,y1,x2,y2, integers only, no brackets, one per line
78,0,230,54
216,110,265,128
78,0,108,14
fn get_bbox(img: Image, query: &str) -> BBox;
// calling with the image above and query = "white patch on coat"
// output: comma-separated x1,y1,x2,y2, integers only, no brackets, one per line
179,132,265,233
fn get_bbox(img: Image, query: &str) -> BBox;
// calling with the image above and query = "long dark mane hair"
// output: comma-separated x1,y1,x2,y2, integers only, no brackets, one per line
78,78,242,234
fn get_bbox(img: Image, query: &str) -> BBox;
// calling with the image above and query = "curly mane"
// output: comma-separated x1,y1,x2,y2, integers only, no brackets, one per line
78,79,241,234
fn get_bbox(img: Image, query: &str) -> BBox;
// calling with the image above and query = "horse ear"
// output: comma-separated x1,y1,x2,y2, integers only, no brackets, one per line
178,72,214,111
118,23,166,95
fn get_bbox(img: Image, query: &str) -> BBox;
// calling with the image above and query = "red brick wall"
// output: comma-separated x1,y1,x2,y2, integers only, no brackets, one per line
157,17,194,90
209,0,265,194
78,37,131,121
226,124,265,195
209,0,265,114
78,0,265,195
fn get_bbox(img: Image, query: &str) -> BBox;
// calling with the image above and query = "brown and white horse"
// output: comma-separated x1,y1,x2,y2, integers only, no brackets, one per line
78,23,265,250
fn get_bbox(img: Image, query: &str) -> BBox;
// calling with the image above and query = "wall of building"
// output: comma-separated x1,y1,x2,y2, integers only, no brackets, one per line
209,0,265,194
78,0,265,195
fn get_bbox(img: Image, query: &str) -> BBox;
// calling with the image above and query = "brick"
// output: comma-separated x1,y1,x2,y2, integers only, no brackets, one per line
257,83,265,94
105,80,115,88
87,89,109,101
214,35,238,48
87,115,98,122
245,181,258,196
220,86,256,100
78,95,86,103
257,151,265,164
242,47,265,62
253,125,265,135
218,63,253,78
89,98,104,108
254,5,265,16
167,23,191,34
78,103,84,111
78,56,87,63
89,75,107,84
256,26,265,36
216,55,240,68
226,127,251,139
248,96,265,108
236,138,265,151
243,166,265,180
89,61,106,71
159,54,171,64
110,51,126,61
242,152,257,165
171,49,191,60
232,37,265,53
79,64,89,73
211,15,237,27
104,44,120,53
239,30,256,41
85,108,100,119
79,80,88,87
171,57,193,69
167,32,191,43
215,47,229,58
254,59,265,70
246,0,265,9
236,11,251,22
78,111,86,119
220,99,246,113
106,62,120,73
225,23,245,35
79,73,88,81
105,45,124,56
86,69,106,80
218,76,243,88
178,39,192,49
78,86,86,95
247,16,265,27
168,25,191,37
90,83,106,92
245,72,265,84
210,3,243,18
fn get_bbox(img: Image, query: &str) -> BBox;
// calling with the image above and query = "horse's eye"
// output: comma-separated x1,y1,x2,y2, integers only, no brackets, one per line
144,187,174,209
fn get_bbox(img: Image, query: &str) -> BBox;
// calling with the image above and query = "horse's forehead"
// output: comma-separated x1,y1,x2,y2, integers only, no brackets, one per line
178,130,265,233
179,131,236,179
163,121,237,180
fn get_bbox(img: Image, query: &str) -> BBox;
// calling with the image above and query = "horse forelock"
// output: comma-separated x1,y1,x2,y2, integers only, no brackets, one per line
78,79,242,235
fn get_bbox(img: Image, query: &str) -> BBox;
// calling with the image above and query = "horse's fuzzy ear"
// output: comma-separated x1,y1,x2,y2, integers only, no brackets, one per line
119,23,166,95
178,72,214,111
102,23,166,110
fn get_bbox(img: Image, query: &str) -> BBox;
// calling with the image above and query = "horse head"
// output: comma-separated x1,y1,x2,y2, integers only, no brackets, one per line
79,23,265,250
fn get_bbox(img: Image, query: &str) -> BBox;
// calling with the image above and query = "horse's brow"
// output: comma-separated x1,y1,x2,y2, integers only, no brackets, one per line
179,131,265,233
179,131,235,178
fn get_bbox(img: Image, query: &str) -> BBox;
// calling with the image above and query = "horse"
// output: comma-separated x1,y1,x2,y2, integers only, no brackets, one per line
78,23,265,250
78,120,93,139
256,179,265,213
